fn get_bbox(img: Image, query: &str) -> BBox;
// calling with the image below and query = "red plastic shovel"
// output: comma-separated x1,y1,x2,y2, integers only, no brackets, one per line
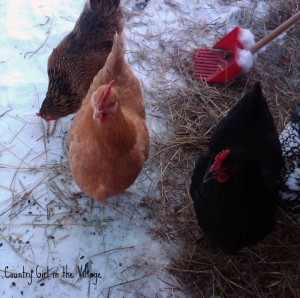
193,10,300,83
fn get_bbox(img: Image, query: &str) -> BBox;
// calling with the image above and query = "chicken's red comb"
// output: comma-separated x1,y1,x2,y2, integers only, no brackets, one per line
98,80,115,109
210,149,230,173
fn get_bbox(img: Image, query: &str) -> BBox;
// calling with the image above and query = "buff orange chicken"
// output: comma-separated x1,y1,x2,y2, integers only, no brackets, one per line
68,33,149,201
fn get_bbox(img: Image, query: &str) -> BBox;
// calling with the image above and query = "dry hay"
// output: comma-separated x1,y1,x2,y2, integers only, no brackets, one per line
147,1,300,297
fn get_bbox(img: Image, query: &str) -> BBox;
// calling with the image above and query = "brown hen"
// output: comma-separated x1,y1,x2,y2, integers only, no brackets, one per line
68,33,150,201
37,0,124,120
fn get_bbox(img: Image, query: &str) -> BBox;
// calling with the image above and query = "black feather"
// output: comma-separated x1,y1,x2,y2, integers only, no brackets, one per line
190,82,284,254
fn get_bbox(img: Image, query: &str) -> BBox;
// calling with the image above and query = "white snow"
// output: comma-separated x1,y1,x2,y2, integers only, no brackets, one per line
239,28,255,50
237,49,255,72
0,0,269,297
236,28,256,72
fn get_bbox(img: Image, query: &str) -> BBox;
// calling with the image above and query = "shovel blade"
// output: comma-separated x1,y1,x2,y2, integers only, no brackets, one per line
193,27,244,83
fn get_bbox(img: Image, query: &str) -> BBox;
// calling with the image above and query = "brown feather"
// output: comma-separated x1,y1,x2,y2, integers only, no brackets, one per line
38,0,124,120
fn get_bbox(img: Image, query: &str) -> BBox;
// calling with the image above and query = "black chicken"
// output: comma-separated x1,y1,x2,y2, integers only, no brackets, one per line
190,82,284,254
37,0,124,120
279,103,300,212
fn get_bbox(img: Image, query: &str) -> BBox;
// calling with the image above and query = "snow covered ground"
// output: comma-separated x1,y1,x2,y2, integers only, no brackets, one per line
0,0,266,297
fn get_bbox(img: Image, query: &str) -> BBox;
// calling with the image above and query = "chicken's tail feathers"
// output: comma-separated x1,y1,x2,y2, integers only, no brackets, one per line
248,81,266,105
105,32,126,75
112,32,125,60
83,0,124,35
86,0,120,11
237,81,274,123
252,81,262,96
87,32,126,96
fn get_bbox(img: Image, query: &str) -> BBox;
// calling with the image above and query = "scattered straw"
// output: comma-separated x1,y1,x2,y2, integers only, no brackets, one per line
141,1,300,297
1,1,300,297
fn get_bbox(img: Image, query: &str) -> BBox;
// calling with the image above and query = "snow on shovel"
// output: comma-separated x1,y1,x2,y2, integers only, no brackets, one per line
193,10,300,83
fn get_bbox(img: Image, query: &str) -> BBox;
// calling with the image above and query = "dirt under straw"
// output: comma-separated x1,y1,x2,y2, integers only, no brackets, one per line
145,1,300,297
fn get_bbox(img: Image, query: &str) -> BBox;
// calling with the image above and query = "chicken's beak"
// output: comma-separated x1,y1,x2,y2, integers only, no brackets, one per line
93,101,119,121
203,171,216,182
93,109,105,120
36,112,56,121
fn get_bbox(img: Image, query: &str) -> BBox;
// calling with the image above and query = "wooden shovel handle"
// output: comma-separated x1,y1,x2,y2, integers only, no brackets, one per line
249,10,300,54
